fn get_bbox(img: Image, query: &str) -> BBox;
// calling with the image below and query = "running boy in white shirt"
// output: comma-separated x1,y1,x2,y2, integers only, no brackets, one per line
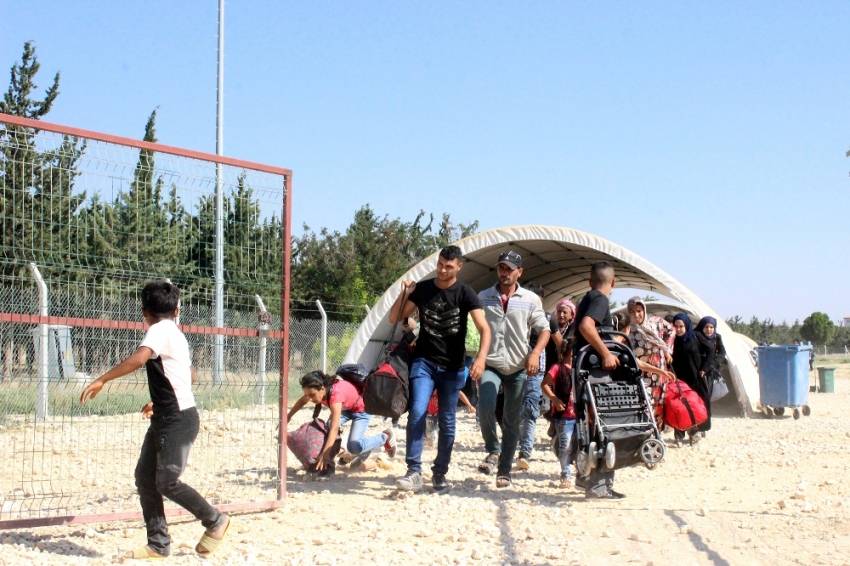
80,281,232,560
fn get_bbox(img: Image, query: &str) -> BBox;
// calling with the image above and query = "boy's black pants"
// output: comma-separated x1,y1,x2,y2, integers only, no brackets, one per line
135,407,224,556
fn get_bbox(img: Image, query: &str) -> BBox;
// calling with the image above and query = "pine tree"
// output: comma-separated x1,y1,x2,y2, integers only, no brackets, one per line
114,109,172,280
0,42,84,277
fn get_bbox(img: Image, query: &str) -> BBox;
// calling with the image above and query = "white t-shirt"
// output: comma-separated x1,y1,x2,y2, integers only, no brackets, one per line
139,319,195,413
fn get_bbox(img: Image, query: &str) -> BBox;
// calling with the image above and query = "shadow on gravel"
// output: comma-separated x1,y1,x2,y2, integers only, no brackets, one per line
493,499,559,566
663,509,731,566
0,531,103,559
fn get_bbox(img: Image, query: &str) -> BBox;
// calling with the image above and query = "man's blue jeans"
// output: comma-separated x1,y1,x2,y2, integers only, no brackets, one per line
478,367,526,477
519,371,543,457
405,358,467,475
339,411,386,457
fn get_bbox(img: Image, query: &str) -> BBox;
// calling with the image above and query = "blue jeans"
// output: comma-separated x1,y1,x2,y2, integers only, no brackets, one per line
519,371,544,457
555,418,576,479
478,366,527,477
339,411,386,457
405,358,467,475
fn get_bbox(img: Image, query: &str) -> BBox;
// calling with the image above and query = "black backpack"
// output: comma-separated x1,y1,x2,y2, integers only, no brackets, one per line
335,363,369,393
362,343,412,419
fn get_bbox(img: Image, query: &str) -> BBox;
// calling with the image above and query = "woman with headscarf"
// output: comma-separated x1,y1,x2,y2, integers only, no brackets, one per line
545,299,575,373
626,297,676,429
671,313,708,443
693,316,726,436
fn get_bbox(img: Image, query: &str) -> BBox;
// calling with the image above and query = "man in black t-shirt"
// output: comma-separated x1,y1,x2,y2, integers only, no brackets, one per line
573,261,626,500
388,246,491,494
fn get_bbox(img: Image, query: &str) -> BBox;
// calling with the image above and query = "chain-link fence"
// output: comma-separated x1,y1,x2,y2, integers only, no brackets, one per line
0,113,293,526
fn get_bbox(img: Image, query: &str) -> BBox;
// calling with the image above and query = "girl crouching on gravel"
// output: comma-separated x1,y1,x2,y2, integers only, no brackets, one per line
287,371,397,479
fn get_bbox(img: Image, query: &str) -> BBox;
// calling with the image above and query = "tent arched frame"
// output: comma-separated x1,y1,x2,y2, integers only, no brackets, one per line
344,225,758,415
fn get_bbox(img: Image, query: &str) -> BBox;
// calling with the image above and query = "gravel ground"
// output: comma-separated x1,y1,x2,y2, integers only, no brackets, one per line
1,365,849,565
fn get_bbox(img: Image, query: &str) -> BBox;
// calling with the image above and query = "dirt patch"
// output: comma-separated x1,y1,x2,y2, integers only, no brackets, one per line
1,367,849,565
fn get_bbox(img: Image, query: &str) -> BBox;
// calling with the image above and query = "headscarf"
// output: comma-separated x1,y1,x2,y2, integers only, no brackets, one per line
556,299,576,319
626,296,670,353
695,316,717,336
672,312,694,343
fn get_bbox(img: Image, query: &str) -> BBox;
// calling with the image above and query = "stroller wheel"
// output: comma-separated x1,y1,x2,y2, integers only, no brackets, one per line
576,450,590,477
639,438,665,465
773,407,785,417
761,406,773,418
604,442,616,470
793,407,801,420
802,405,811,417
587,442,597,471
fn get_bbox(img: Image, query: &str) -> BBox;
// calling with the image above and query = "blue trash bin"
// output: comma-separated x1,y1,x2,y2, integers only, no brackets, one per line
755,344,811,419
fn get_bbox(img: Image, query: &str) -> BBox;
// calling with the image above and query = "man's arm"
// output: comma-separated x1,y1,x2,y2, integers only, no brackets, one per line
579,317,619,370
80,346,154,404
526,331,550,375
388,281,418,324
469,309,491,381
526,300,550,375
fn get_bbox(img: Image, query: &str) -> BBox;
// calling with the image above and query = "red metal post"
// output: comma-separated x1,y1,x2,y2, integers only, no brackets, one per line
277,173,293,502
0,113,291,177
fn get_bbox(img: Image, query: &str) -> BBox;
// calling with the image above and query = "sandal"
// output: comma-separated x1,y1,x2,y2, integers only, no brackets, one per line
496,475,512,488
478,454,499,475
195,516,235,555
124,547,164,561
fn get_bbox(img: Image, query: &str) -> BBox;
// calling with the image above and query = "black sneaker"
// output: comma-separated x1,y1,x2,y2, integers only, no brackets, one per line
432,473,451,494
585,489,626,500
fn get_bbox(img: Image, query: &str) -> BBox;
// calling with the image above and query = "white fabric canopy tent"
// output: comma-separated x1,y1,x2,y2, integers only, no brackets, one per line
344,225,759,416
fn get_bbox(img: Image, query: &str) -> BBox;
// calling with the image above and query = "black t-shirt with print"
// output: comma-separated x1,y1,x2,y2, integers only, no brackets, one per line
573,289,613,352
408,278,483,370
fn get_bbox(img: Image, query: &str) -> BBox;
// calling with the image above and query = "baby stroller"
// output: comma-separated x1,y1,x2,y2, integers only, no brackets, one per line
572,331,666,476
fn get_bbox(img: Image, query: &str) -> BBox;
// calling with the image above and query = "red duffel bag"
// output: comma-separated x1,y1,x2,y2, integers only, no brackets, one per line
664,380,708,432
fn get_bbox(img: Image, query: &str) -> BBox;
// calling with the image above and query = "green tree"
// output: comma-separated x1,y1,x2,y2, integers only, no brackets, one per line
800,312,835,347
0,42,85,276
114,110,174,280
291,205,479,321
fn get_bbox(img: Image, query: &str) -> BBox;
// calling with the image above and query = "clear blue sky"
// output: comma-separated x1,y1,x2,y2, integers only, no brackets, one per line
2,1,848,323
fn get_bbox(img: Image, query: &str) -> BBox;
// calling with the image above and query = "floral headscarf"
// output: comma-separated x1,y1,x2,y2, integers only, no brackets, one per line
627,296,670,353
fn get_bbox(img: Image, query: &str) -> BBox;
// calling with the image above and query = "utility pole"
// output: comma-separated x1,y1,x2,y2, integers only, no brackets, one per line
214,0,225,383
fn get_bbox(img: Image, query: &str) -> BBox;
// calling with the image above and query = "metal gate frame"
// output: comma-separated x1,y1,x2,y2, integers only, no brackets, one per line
0,112,293,528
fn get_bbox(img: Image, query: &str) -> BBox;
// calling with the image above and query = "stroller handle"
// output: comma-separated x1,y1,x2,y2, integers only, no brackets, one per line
599,329,633,349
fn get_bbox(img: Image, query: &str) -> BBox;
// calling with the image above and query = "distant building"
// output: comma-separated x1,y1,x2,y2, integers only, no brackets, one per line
842,316,850,327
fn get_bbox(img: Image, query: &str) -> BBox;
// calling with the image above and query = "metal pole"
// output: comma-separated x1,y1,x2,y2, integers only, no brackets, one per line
255,294,268,405
316,300,327,374
29,263,48,421
213,0,225,384
278,173,293,503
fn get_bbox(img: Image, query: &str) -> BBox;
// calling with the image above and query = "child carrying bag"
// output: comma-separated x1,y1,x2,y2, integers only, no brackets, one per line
664,380,708,432
286,418,342,472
